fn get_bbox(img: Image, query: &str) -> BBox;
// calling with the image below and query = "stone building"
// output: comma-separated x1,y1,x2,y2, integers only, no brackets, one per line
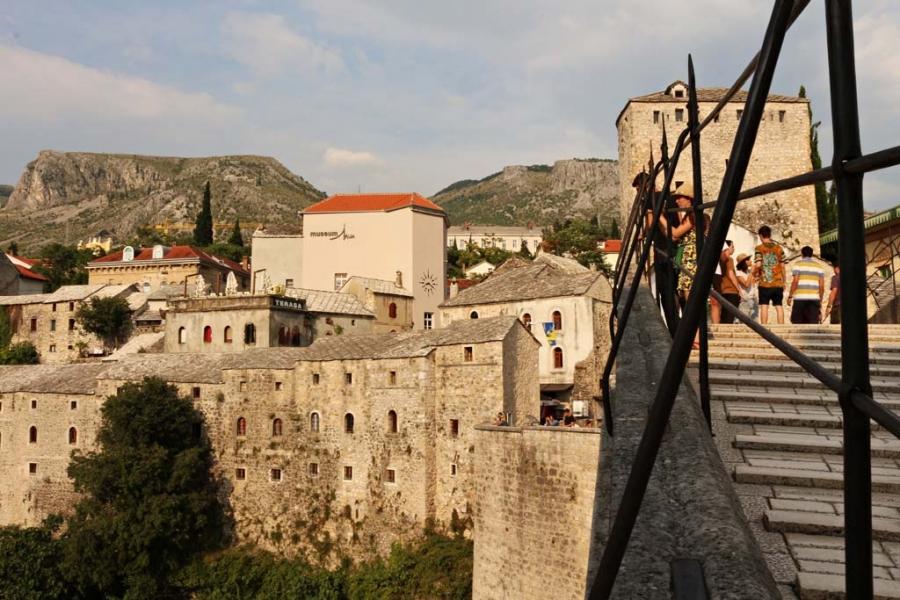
440,253,612,420
447,224,543,254
0,284,139,363
338,276,415,332
87,244,250,292
0,316,539,562
617,81,819,252
252,193,447,330
0,254,48,295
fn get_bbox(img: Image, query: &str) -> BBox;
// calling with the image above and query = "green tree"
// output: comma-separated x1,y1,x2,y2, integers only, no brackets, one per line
609,218,621,239
0,341,40,364
204,242,244,263
32,243,93,292
227,218,244,248
194,181,214,246
0,517,72,600
800,85,837,234
75,296,133,351
62,378,223,599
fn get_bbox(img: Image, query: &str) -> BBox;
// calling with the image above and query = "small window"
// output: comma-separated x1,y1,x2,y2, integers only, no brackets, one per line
275,381,283,391
69,302,75,311
389,302,398,319
345,373,353,385
389,371,397,385
779,110,786,123
224,326,233,344
552,310,562,330
469,311,479,320
239,381,247,392
236,417,247,436
388,410,398,434
285,278,294,288
270,468,282,482
30,318,37,332
49,344,56,353
50,319,56,332
464,346,473,362
424,312,433,330
310,412,320,433
450,419,459,437
29,426,37,443
68,319,76,331
29,463,37,475
344,466,353,480
309,463,319,477
554,347,564,369
70,400,77,410
31,400,37,409
244,323,256,345
451,464,458,476
272,418,283,437
52,303,57,312
203,325,212,344
675,109,684,122
192,387,201,399
68,427,77,445
235,468,246,480
736,109,743,120
344,413,354,434
674,89,684,98
313,373,320,385
522,313,532,331
178,327,187,344
386,469,396,483
334,273,348,291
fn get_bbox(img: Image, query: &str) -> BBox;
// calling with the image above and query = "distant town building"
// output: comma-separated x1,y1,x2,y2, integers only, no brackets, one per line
464,260,495,278
252,193,447,330
77,230,114,255
447,224,542,254
338,276,415,332
617,80,819,252
440,253,612,419
86,245,250,292
600,239,622,271
0,254,48,295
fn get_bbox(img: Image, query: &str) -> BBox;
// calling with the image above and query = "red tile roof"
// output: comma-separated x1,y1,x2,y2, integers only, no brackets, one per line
603,240,622,252
91,245,249,274
9,255,39,267
15,264,48,281
304,193,444,214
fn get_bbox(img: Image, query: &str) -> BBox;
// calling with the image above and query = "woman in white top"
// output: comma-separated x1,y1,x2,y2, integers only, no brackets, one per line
735,253,759,321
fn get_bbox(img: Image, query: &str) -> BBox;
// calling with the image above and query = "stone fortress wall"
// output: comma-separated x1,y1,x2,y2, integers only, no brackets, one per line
618,82,820,254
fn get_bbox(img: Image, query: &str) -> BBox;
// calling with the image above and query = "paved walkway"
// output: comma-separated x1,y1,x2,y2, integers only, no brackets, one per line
697,323,900,600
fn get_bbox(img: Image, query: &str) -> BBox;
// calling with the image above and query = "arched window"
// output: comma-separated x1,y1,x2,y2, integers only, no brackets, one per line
29,426,37,444
272,418,283,437
552,310,562,330
290,326,302,347
344,413,355,434
553,347,564,369
388,410,398,434
68,427,77,445
522,313,532,331
224,326,233,344
203,325,213,344
236,417,247,436
470,311,479,319
178,327,187,344
388,302,397,319
244,323,256,345
310,412,320,433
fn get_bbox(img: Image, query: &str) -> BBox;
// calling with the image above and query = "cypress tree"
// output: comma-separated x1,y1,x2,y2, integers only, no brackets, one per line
193,181,214,246
799,86,837,234
227,218,244,247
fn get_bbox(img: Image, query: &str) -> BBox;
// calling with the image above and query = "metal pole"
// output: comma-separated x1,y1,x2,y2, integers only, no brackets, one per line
825,1,874,597
589,1,794,596
688,55,712,430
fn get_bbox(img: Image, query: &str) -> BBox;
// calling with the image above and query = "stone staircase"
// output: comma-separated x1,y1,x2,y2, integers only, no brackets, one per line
698,324,900,600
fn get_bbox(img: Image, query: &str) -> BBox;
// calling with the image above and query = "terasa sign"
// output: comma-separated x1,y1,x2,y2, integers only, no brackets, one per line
309,225,356,240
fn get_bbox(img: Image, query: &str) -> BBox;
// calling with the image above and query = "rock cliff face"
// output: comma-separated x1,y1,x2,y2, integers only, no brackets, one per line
1,151,324,252
432,158,619,228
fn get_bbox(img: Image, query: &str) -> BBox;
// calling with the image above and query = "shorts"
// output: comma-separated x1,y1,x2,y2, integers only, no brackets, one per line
758,286,784,306
719,293,742,324
791,300,821,324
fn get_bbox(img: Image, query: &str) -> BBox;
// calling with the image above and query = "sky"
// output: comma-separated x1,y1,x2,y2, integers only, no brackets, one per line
1,1,898,210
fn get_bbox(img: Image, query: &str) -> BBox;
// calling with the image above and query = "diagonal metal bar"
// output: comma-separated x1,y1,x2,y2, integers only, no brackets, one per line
588,1,795,596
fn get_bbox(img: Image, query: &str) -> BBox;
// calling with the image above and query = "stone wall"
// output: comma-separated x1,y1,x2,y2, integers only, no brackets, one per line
472,425,602,600
9,301,105,362
618,96,819,253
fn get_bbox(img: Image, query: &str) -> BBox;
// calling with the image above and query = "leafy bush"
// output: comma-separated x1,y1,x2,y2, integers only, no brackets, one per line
0,341,39,364
75,295,133,351
0,518,72,600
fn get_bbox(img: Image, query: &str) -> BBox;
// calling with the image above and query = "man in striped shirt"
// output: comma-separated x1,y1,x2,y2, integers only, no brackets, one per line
787,246,825,324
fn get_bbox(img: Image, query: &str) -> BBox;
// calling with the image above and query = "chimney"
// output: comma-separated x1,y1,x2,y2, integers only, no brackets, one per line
449,279,459,299
395,270,403,287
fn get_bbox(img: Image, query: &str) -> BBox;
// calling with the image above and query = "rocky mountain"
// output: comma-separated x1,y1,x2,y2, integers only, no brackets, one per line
0,151,325,253
432,158,620,228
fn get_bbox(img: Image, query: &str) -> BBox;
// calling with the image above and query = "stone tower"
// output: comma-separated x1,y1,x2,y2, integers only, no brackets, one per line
617,81,820,252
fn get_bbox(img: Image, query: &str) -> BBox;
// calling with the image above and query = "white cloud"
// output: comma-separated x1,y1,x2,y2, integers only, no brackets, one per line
323,147,381,168
221,11,342,76
0,43,239,123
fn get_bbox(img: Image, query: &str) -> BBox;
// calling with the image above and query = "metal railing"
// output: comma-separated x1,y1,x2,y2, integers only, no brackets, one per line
592,1,900,598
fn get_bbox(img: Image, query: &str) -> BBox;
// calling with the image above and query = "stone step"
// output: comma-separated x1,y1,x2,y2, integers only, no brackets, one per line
697,358,900,378
726,403,843,429
713,387,900,408
709,329,900,341
706,348,900,365
735,432,900,458
708,370,900,393
707,339,900,353
797,572,900,600
709,324,900,334
765,510,900,542
735,464,900,493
